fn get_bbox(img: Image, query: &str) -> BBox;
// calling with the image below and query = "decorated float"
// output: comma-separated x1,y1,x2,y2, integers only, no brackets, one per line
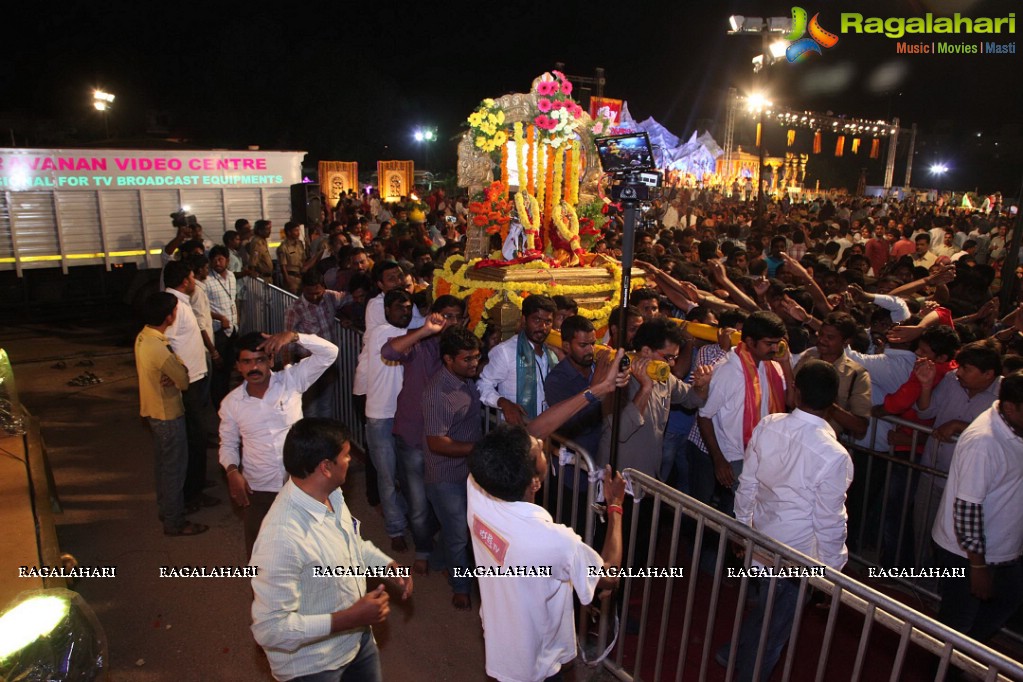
436,71,643,338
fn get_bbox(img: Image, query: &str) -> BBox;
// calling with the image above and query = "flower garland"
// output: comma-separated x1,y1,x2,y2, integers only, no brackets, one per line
526,125,535,193
514,190,541,251
535,142,547,216
467,99,508,154
551,201,583,255
531,71,584,150
542,147,555,241
568,140,581,205
435,255,643,335
513,122,526,189
552,146,565,208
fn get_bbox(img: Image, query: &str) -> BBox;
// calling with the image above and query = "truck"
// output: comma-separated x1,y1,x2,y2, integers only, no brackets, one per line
0,147,306,306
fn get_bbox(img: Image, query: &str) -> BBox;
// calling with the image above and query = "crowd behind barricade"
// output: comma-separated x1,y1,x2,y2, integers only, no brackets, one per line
135,185,1023,681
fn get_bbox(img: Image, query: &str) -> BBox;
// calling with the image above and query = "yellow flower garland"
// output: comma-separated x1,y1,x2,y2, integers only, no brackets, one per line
552,146,565,207
551,201,582,256
435,256,643,335
568,140,581,205
534,144,546,213
513,122,526,188
514,191,541,250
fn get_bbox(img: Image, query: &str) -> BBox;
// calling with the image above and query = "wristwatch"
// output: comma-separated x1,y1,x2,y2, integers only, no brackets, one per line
583,389,600,405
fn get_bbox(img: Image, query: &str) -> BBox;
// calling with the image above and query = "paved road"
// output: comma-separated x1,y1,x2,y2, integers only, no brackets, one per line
1,312,493,681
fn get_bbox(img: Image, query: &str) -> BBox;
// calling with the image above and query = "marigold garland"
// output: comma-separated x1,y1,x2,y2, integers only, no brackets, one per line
513,122,526,189
435,255,643,336
543,147,555,241
526,125,535,194
552,146,565,208
564,146,573,205
535,143,546,216
514,191,541,251
569,140,581,205
552,201,583,255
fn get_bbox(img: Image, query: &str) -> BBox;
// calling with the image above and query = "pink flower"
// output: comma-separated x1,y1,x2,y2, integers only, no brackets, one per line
569,103,583,118
536,81,557,96
592,122,604,135
551,100,564,110
560,80,573,95
551,70,566,81
537,98,552,112
534,115,555,130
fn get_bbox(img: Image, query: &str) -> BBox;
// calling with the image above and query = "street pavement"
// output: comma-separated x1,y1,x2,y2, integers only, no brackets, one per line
1,312,492,681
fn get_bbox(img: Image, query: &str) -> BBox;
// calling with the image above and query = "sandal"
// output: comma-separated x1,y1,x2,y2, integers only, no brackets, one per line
164,521,209,537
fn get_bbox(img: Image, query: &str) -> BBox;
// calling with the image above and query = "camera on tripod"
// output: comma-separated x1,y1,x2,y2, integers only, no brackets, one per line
595,132,663,202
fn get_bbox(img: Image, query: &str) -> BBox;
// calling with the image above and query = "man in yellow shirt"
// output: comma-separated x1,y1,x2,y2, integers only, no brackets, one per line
135,292,209,537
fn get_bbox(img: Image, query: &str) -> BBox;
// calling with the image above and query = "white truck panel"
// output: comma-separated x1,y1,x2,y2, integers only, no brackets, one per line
0,148,306,275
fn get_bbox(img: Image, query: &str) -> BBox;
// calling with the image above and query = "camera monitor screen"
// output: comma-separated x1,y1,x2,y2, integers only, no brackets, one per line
595,132,655,173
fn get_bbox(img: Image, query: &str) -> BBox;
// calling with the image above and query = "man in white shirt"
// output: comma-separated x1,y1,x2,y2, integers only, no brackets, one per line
931,372,1023,644
359,289,415,551
697,311,792,516
721,360,854,682
206,245,239,408
251,418,411,682
478,295,558,424
219,329,338,557
163,260,218,513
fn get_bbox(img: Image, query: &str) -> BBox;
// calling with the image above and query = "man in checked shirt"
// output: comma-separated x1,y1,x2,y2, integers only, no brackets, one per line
931,370,1023,644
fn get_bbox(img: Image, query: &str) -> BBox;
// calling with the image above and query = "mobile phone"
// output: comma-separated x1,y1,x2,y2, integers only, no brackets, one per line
619,353,631,372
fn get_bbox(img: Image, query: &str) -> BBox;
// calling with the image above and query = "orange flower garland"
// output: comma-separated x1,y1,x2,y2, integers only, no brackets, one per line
466,287,496,331
535,141,546,213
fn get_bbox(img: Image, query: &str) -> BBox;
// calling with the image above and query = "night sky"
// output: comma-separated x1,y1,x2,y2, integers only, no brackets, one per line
4,0,1020,192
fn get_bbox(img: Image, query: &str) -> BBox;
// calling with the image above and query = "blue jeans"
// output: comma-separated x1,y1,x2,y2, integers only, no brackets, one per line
147,416,188,532
719,577,805,682
395,435,436,560
425,480,470,594
660,429,691,494
365,418,407,538
289,628,381,682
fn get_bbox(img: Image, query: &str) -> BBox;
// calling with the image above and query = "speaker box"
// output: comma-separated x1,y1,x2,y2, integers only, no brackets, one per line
290,183,322,226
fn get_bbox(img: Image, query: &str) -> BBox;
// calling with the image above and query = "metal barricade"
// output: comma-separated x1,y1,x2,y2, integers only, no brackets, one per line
333,322,365,450
236,277,367,450
844,415,949,602
238,277,297,336
595,469,1023,682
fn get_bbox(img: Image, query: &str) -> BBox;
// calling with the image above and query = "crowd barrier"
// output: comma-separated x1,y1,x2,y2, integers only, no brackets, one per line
594,469,1023,682
236,277,1023,676
844,416,949,602
238,278,366,450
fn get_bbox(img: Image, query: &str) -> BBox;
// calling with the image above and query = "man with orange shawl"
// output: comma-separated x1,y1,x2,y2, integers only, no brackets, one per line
697,311,794,517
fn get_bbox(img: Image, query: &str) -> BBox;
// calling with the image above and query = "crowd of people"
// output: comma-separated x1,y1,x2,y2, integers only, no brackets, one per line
135,186,1023,681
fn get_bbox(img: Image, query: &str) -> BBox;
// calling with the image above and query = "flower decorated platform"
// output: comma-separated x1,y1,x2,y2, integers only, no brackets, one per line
446,71,638,339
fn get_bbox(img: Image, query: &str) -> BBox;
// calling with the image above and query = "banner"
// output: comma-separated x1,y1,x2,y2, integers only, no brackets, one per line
589,97,624,128
0,149,302,190
377,160,414,202
319,161,358,209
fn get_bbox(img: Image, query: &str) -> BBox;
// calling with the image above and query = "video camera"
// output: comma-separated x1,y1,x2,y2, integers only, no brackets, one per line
170,209,198,229
594,132,663,202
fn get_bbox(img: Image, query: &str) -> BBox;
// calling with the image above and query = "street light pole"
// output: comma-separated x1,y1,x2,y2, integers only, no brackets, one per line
756,24,768,227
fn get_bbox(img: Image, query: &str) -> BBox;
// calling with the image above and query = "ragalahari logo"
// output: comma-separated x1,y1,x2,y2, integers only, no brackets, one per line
785,7,840,62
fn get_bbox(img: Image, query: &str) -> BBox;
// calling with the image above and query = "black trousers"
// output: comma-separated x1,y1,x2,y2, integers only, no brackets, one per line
182,376,210,502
